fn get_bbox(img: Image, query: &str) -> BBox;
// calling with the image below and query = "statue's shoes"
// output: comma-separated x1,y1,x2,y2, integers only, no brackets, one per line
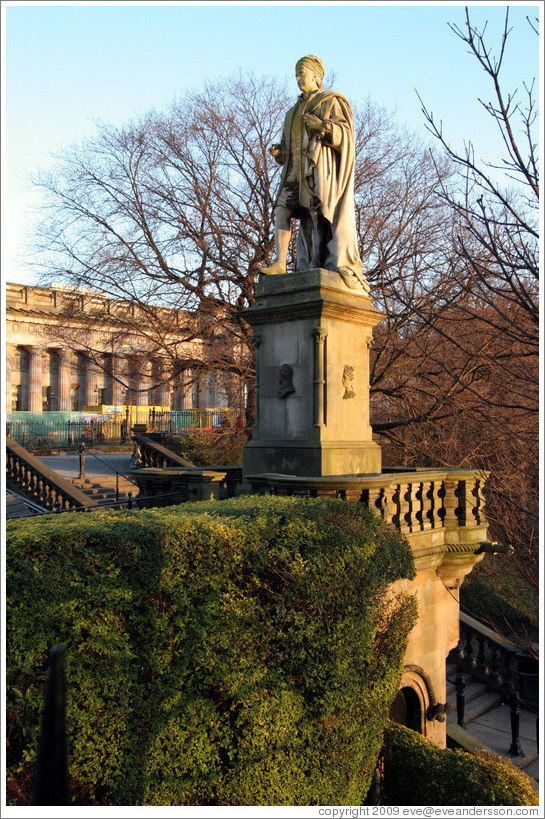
338,267,371,294
259,261,286,275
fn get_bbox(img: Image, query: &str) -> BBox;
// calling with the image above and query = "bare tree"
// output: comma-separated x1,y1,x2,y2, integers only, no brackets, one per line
369,7,539,644
33,73,291,423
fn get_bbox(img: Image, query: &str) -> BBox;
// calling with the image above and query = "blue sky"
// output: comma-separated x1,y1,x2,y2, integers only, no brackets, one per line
2,1,541,284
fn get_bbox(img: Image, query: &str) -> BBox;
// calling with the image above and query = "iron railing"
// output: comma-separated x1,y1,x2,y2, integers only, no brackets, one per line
7,409,238,451
450,612,539,757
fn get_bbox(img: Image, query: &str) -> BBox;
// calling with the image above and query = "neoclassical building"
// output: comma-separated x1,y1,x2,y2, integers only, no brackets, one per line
5,282,240,414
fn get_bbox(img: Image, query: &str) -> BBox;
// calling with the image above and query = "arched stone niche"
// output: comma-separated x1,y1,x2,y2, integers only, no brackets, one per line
389,665,447,739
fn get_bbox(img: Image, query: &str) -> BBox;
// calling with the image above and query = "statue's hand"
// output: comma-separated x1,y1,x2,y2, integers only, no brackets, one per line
303,113,323,134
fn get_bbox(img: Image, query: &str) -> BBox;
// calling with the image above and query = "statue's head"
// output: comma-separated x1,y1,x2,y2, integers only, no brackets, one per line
295,55,324,93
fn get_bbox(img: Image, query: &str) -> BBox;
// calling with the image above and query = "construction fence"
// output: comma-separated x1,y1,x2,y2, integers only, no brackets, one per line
6,408,240,451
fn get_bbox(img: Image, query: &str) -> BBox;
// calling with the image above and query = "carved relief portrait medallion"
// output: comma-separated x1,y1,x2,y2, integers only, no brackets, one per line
278,363,295,399
342,364,356,399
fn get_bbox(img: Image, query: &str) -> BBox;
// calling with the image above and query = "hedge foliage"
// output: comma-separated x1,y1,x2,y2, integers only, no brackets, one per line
6,496,416,806
176,428,246,466
383,722,538,806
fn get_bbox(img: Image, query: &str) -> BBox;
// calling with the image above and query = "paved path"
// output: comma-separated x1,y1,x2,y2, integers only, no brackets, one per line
39,452,133,480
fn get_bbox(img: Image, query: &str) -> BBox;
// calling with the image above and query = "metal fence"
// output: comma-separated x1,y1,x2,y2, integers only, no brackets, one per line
7,409,239,451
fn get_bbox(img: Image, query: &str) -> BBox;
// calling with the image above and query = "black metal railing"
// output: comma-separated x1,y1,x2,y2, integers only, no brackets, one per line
30,645,68,806
84,447,139,502
450,612,539,758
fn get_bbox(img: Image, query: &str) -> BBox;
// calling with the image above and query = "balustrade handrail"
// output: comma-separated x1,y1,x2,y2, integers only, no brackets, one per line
245,467,489,547
459,611,539,659
6,436,96,511
132,434,195,468
454,609,539,715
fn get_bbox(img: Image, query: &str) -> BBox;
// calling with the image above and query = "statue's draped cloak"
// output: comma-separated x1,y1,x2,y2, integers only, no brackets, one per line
274,90,365,285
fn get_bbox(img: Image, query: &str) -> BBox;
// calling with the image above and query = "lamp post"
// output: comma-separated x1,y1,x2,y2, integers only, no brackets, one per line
78,443,86,479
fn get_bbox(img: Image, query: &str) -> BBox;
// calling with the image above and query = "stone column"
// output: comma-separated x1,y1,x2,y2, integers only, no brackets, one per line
312,326,327,428
138,359,152,406
84,356,100,406
185,370,196,409
127,356,140,406
6,345,16,414
152,359,170,407
58,349,72,412
28,346,43,413
111,354,126,406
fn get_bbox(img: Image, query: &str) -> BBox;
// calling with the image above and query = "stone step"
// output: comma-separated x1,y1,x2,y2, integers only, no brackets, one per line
68,479,138,509
517,749,539,771
446,679,490,706
447,690,504,725
71,479,138,496
72,477,136,491
6,492,41,518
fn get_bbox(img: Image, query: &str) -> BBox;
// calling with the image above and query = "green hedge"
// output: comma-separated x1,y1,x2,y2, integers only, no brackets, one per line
6,496,416,806
383,722,538,806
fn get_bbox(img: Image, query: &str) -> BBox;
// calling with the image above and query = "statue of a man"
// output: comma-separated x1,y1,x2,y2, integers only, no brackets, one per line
260,55,369,293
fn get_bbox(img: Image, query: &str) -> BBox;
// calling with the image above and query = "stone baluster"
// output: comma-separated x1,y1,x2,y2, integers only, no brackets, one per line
476,634,488,678
421,480,434,530
390,484,401,529
441,477,460,532
463,627,475,669
28,346,44,413
360,486,381,516
471,476,486,525
458,478,472,527
489,644,501,688
379,483,395,527
399,482,412,534
453,638,464,667
312,327,327,428
58,350,72,411
500,650,511,692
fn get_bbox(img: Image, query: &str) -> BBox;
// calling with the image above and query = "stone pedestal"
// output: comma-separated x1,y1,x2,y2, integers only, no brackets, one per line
242,269,383,478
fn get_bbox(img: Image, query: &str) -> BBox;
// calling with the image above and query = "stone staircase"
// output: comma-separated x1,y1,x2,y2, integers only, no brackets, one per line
70,474,139,510
6,490,44,518
445,658,540,784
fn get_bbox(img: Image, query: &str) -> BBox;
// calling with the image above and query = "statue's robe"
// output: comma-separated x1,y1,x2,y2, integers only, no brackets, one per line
274,89,366,289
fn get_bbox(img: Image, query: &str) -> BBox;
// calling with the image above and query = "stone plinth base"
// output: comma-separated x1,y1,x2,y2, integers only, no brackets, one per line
243,439,382,478
241,268,383,479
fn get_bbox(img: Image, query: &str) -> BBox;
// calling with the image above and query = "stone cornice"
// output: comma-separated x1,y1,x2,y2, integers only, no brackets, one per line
243,268,383,328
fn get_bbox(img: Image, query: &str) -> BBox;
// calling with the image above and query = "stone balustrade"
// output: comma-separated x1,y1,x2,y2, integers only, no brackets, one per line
132,466,243,507
131,433,195,469
453,612,539,709
6,436,97,512
244,467,488,559
131,433,243,506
